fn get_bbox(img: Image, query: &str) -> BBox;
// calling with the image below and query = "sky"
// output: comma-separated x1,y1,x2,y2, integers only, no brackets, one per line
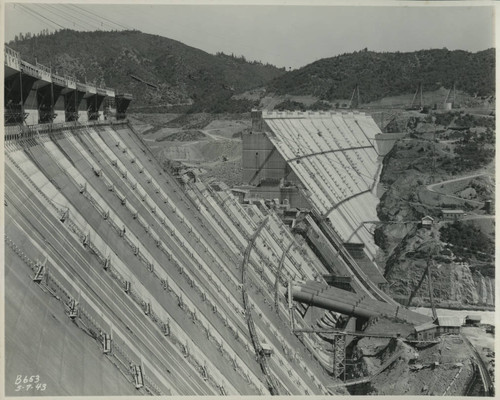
4,2,496,69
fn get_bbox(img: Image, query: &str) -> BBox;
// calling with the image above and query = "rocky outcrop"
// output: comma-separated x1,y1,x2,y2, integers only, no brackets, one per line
377,114,495,310
384,226,495,307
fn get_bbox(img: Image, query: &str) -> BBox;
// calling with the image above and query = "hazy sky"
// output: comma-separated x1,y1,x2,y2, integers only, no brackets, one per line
4,2,496,69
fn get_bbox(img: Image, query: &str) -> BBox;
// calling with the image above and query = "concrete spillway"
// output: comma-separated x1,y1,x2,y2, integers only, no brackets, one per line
243,110,385,261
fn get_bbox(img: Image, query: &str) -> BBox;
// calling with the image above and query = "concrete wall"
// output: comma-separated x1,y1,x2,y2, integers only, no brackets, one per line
24,90,38,124
23,108,97,124
78,110,89,123
53,96,66,123
24,108,38,125
242,132,289,184
374,133,406,156
21,91,102,124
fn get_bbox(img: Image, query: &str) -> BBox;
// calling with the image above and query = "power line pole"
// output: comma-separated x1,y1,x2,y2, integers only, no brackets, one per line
431,115,437,183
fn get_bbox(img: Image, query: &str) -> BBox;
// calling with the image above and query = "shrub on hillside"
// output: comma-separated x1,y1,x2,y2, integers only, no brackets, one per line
309,100,333,111
268,49,495,103
454,142,494,171
432,112,457,126
440,221,494,260
274,100,307,111
374,226,388,251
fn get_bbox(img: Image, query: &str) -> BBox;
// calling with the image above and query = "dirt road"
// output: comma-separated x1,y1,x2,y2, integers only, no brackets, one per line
427,173,492,192
425,173,492,206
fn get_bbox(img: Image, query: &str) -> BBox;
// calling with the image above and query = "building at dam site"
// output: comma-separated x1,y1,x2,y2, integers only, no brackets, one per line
3,46,488,396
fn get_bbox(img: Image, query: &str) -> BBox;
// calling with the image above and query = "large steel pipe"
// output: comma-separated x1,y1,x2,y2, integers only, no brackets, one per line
292,282,431,325
291,282,401,318
292,284,359,303
291,285,376,319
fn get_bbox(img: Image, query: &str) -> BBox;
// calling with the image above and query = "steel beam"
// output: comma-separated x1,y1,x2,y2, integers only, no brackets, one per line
332,334,346,380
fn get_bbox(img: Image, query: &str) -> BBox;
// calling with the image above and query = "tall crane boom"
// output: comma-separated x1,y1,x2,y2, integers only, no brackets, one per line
407,264,429,306
349,84,360,109
427,260,438,320
407,257,438,320
408,82,423,110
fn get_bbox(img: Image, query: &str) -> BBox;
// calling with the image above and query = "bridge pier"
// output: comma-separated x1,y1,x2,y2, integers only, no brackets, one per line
115,93,133,120
36,83,63,124
4,45,131,127
4,71,35,125
86,88,106,121
64,87,85,122
21,61,53,125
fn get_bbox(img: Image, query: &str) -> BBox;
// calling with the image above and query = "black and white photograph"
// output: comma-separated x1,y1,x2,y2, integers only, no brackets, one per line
2,1,496,397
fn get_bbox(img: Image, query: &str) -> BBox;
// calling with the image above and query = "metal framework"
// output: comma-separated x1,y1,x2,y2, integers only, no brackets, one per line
274,241,293,314
241,216,280,395
293,327,347,381
332,334,346,380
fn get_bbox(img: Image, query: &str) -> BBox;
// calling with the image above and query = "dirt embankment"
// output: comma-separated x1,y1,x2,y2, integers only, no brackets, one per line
131,113,249,187
347,312,494,396
383,224,494,307
350,333,478,396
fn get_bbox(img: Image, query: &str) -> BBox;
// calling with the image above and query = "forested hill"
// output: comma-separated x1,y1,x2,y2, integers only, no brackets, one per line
266,48,495,103
7,31,494,111
6,29,285,111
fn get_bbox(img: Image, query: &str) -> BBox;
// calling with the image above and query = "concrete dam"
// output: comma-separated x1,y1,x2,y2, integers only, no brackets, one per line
4,47,433,396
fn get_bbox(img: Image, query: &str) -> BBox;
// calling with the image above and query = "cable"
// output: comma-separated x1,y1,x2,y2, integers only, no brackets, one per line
35,4,89,31
107,5,282,66
41,4,100,31
19,3,128,34
60,4,118,31
67,4,133,31
60,4,114,31
18,4,65,30
16,4,54,29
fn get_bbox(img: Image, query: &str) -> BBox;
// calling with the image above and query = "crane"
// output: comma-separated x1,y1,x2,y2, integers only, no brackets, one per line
407,257,438,320
444,81,456,107
407,82,423,111
349,84,360,109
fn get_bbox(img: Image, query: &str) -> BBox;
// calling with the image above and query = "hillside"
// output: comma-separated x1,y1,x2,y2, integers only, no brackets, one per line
8,32,494,112
375,112,495,308
6,29,285,111
266,48,495,104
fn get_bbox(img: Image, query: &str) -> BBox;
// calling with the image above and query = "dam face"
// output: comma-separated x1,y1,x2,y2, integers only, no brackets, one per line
5,120,343,395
